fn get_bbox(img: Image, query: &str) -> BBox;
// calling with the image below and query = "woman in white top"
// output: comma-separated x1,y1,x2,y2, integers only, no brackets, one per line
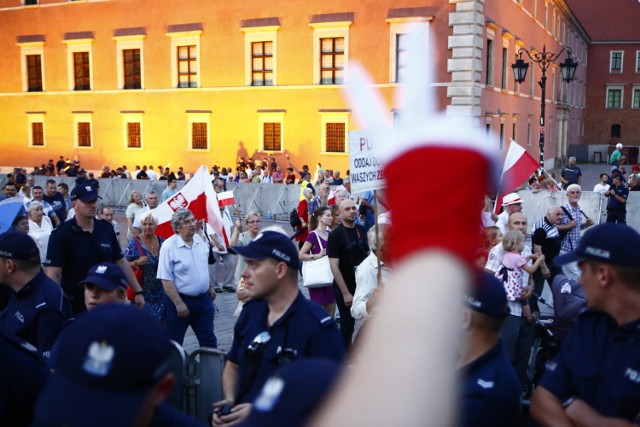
27,200,53,263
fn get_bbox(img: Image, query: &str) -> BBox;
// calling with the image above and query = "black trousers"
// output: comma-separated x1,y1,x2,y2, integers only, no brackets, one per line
333,285,355,350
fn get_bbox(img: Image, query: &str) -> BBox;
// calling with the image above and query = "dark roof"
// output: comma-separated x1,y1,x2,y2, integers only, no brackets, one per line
566,0,640,41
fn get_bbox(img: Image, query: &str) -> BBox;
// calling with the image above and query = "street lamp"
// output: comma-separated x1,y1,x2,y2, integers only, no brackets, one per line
511,45,578,169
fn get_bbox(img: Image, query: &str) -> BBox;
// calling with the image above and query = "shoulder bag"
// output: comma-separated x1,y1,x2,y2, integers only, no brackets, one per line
302,232,334,288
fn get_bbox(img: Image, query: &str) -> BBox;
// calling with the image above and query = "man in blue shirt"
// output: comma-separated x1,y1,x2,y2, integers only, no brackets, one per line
458,272,521,427
531,224,640,426
559,157,582,190
0,232,71,360
42,179,67,225
211,230,344,426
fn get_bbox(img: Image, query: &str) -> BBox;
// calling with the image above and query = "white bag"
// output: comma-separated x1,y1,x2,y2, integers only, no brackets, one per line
302,232,334,288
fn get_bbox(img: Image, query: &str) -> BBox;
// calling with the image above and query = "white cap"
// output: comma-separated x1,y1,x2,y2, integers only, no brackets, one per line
501,193,522,206
616,143,623,149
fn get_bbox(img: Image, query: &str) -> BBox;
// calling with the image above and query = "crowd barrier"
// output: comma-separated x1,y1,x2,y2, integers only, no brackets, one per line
3,174,638,231
167,341,226,423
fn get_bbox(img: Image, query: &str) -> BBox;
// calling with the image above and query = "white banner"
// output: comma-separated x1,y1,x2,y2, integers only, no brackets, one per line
348,131,385,193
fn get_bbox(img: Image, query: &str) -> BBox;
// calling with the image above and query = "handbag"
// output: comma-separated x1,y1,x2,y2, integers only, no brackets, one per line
302,232,334,288
127,237,145,302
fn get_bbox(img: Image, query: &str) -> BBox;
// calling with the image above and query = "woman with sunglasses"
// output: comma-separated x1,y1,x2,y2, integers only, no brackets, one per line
230,212,262,313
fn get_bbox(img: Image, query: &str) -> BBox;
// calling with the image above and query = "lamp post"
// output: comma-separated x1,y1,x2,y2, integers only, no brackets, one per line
511,45,578,170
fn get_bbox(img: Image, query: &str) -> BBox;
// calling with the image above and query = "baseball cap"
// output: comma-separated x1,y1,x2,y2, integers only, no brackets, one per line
632,165,639,171
501,193,522,207
80,262,128,292
554,224,640,268
229,230,301,270
0,231,40,260
34,304,171,427
616,143,623,149
464,271,509,318
70,184,101,202
239,359,341,427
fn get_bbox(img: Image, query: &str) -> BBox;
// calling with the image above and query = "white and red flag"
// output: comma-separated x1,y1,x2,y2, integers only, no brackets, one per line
217,191,235,207
151,166,224,239
494,139,539,214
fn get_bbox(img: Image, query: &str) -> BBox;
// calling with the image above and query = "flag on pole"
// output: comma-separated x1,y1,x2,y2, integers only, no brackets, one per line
151,166,224,239
0,195,25,234
217,191,235,207
494,140,539,214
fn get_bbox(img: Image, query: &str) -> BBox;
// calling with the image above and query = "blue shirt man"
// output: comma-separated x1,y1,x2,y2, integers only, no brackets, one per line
531,224,640,425
211,230,344,426
458,272,521,427
560,157,582,190
605,175,629,224
0,232,71,360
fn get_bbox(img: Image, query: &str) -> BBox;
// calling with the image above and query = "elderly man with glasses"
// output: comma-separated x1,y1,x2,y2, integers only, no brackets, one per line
556,184,594,280
157,208,217,348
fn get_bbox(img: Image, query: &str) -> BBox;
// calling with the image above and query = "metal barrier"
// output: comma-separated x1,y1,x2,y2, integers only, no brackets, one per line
167,340,189,411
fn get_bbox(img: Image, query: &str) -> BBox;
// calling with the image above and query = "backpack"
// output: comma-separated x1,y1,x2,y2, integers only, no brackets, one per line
289,208,302,227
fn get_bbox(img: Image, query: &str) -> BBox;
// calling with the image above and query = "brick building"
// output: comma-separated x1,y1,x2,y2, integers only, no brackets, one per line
0,0,588,172
566,0,640,164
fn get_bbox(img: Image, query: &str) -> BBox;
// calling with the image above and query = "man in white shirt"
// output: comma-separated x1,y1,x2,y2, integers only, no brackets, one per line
495,193,523,234
157,208,217,347
146,165,158,181
592,173,610,195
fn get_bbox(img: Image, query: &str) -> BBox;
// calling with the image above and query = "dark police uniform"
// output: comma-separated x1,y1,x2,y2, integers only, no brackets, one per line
0,333,50,427
44,217,123,313
227,292,344,403
540,310,640,422
459,341,521,427
606,183,630,224
0,270,71,359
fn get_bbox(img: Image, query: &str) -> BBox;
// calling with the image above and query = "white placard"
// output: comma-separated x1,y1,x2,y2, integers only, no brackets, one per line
348,131,385,193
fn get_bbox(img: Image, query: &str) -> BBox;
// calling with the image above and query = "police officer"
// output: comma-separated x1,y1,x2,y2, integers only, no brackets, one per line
531,224,640,425
211,229,344,426
0,332,50,427
458,271,521,427
0,232,71,360
604,174,629,224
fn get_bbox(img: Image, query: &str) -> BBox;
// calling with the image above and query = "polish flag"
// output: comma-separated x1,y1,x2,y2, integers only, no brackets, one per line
217,191,235,207
150,166,224,239
494,140,539,214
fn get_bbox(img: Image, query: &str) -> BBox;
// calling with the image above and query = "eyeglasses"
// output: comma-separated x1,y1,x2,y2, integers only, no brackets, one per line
568,191,581,194
247,220,261,225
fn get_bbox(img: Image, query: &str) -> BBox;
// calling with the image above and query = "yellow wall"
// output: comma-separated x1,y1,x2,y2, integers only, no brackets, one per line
0,0,451,172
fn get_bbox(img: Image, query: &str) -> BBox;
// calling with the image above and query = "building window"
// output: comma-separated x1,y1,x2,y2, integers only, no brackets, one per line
632,88,640,109
610,51,623,73
250,41,274,86
611,124,621,138
258,111,285,151
241,19,280,87
167,25,202,89
113,30,145,90
606,86,623,109
501,46,508,90
77,123,91,147
27,113,45,147
263,123,281,150
73,52,91,90
319,37,345,85
24,0,38,5
123,49,141,89
527,118,532,146
26,54,43,92
512,121,517,143
636,51,640,73
177,45,197,88
499,123,505,150
121,112,143,148
310,15,352,86
485,38,494,86
191,123,207,149
386,12,431,83
19,37,46,92
186,111,211,151
73,113,93,148
319,111,349,153
63,35,94,91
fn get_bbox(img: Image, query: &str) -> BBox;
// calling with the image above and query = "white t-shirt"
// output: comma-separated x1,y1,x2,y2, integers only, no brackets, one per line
593,183,610,195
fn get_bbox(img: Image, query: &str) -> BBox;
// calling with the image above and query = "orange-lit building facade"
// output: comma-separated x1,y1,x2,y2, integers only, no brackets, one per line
0,0,588,172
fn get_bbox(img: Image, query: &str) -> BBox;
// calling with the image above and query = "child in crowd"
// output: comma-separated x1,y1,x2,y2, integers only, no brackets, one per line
476,225,502,268
497,230,545,322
